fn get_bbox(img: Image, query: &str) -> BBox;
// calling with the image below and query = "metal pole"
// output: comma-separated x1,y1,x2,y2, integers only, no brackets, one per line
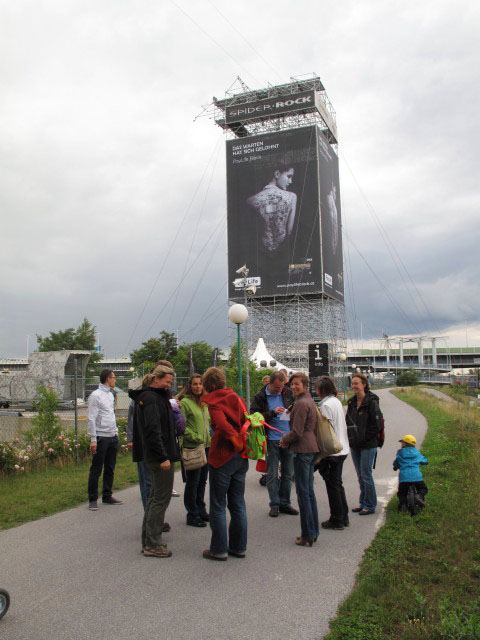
237,323,243,398
244,289,251,409
343,361,347,400
74,357,79,464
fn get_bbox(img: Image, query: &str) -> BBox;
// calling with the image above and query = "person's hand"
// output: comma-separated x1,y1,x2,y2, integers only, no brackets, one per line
279,438,287,448
160,460,171,470
274,406,285,415
90,441,97,454
127,442,133,450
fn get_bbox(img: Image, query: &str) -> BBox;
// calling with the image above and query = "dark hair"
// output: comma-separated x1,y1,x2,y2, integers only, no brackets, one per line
290,372,309,388
202,367,226,393
352,372,370,392
100,369,114,384
177,373,203,404
315,375,338,398
269,371,285,384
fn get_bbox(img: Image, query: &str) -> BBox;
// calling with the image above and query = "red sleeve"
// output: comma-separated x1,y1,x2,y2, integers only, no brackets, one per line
208,405,244,453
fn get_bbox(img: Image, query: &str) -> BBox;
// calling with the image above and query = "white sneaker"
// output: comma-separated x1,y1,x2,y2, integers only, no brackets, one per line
171,489,180,497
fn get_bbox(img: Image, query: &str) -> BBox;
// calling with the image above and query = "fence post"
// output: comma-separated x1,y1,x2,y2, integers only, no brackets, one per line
74,357,79,464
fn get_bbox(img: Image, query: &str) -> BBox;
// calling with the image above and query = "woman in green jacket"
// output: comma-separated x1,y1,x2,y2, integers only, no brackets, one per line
177,374,211,527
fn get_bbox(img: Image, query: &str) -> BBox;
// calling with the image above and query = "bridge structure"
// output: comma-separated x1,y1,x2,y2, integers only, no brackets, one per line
345,345,480,372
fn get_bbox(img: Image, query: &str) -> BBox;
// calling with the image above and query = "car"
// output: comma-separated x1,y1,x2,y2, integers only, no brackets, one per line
0,395,10,409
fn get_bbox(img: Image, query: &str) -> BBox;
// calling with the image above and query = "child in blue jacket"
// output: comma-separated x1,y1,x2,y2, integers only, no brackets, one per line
393,434,428,511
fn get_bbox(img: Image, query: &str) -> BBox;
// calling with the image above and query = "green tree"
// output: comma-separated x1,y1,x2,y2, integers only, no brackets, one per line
26,384,62,443
396,368,419,386
36,317,101,363
173,341,215,377
130,331,178,370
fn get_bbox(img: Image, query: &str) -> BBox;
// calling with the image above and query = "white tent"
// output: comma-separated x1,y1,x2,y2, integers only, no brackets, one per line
249,338,289,373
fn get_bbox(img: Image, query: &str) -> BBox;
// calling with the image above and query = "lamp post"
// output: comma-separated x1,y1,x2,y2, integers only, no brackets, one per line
339,353,347,400
228,304,248,399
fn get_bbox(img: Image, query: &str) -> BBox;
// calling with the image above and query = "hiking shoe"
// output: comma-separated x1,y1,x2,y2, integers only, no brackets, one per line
171,489,180,497
102,496,123,505
321,520,344,530
269,506,279,517
162,522,171,532
143,545,172,558
228,549,246,558
279,505,299,515
202,549,227,561
351,506,363,513
358,509,375,515
88,501,98,511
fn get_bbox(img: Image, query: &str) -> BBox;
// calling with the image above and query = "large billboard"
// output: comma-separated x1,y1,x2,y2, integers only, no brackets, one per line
226,125,344,302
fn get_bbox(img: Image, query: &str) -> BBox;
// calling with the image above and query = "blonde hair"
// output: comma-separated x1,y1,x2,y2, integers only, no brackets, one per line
141,365,175,387
290,372,309,388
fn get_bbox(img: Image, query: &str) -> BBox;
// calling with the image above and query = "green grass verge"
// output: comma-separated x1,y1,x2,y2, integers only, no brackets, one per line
0,454,139,530
325,388,480,640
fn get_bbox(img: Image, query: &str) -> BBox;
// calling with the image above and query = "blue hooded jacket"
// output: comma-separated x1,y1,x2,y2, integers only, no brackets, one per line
393,446,428,482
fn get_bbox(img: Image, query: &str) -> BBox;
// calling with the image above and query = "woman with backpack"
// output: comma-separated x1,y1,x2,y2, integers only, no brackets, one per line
346,373,382,516
201,367,248,561
279,372,319,546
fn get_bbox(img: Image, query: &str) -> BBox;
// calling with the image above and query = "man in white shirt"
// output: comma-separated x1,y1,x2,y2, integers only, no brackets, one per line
87,369,123,511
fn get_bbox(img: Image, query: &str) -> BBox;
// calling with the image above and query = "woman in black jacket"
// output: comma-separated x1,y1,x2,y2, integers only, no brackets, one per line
346,373,382,516
129,365,178,557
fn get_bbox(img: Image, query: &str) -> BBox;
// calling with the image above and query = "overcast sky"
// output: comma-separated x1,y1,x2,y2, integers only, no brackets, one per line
1,0,479,358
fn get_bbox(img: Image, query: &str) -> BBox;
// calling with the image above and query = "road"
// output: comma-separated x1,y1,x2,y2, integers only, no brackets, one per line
0,389,427,640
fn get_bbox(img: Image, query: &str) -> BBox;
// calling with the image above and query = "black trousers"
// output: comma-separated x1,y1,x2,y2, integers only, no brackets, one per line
317,455,349,526
397,481,428,508
87,436,118,501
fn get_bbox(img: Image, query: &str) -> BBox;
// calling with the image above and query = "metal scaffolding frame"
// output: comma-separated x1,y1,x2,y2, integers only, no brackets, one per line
209,74,346,374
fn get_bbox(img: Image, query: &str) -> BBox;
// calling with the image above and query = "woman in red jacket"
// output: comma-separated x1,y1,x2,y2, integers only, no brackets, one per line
201,367,248,561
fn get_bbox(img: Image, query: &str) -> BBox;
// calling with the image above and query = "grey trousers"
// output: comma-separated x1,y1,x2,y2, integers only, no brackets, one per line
142,462,174,549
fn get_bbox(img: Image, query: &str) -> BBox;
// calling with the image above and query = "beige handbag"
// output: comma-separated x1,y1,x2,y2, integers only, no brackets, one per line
181,406,208,471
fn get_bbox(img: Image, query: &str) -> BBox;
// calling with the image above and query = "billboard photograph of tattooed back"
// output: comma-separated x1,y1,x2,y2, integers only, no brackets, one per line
226,125,344,302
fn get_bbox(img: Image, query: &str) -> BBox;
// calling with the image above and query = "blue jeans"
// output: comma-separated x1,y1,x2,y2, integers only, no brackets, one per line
209,453,248,557
138,461,152,510
293,453,319,540
350,447,377,512
184,448,209,522
266,440,294,507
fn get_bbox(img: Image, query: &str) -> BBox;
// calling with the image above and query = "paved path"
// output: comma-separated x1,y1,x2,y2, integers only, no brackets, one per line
0,390,427,640
418,387,457,402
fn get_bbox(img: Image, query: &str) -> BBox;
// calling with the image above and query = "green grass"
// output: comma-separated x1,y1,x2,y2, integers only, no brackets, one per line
325,388,480,640
0,454,139,530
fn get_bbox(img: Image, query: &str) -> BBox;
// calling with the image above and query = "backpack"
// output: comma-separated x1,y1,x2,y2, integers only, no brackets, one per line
240,411,268,460
376,414,385,448
314,407,342,459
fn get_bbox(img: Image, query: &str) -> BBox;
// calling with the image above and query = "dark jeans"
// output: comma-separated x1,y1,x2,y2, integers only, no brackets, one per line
266,440,294,508
137,461,152,511
397,481,428,509
184,448,209,522
87,436,118,501
209,453,248,557
142,462,174,549
350,447,377,512
317,455,349,526
293,453,319,540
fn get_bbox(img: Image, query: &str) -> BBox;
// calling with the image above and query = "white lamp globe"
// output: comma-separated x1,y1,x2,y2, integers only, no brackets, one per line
339,353,347,362
228,304,248,324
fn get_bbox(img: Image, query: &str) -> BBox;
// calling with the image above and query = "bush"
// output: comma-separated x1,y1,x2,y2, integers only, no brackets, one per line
26,384,61,444
396,368,419,386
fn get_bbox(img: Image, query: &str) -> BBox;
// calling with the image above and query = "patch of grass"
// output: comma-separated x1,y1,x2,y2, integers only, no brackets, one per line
325,388,480,640
0,454,139,529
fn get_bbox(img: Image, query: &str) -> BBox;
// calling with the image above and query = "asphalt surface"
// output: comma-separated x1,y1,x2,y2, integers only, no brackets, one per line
0,389,427,640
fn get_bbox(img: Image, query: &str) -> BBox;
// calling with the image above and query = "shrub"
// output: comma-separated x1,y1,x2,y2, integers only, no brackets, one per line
396,368,419,386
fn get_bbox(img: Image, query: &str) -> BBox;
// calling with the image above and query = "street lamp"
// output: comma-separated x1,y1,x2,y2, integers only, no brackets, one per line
339,353,347,400
228,304,248,399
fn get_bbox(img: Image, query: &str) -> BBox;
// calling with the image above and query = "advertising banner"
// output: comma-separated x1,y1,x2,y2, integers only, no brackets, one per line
225,90,316,125
226,125,344,301
227,126,321,298
317,129,344,302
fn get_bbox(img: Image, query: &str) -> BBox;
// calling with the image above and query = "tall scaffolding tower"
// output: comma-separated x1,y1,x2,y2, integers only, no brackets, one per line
212,74,347,372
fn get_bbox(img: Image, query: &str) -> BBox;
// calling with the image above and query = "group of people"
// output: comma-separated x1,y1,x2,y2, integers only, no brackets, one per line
86,363,428,558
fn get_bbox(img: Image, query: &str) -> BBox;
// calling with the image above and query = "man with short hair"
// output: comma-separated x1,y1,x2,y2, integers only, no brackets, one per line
250,372,298,517
87,369,123,510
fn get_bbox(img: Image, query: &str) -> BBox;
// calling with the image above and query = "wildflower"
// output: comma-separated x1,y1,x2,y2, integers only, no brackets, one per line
20,467,24,471
24,456,29,461
48,448,54,453
57,436,63,440
43,442,49,446
75,444,80,448
14,464,20,469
